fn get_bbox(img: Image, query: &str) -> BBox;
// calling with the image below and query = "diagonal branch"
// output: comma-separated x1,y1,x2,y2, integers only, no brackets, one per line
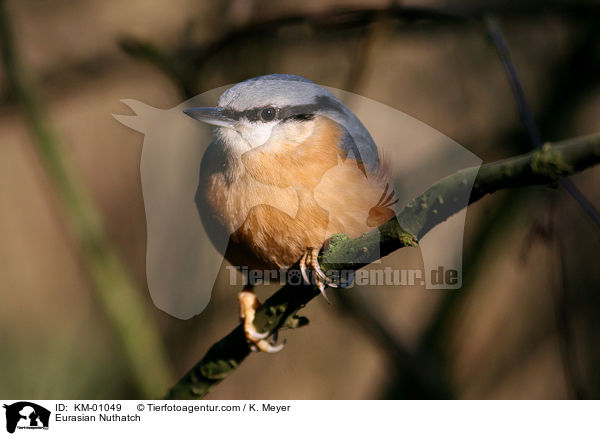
165,133,600,400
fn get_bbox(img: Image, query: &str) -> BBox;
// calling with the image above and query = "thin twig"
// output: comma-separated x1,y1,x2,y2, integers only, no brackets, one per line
485,15,600,230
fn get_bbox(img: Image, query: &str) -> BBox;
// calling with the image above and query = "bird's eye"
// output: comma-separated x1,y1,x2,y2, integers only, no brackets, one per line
260,107,277,122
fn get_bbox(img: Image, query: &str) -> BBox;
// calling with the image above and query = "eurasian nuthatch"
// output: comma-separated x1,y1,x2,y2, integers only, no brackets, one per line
184,74,396,352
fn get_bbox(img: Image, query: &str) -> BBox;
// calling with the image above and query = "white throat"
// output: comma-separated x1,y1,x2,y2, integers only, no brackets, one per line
216,120,278,154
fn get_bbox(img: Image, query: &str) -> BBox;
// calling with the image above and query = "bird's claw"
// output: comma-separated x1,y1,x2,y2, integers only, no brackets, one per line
238,288,285,353
308,247,337,287
248,339,285,354
246,327,270,341
299,248,337,303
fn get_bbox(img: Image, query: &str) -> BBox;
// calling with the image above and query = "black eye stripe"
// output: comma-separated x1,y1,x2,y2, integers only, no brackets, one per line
283,113,315,122
221,96,343,123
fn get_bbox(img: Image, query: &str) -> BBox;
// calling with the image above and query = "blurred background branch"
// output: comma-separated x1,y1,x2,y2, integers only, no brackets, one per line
118,5,463,99
484,14,598,399
0,0,172,398
485,15,600,230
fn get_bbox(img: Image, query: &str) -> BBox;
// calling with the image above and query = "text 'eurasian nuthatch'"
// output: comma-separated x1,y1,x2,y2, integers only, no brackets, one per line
184,74,397,352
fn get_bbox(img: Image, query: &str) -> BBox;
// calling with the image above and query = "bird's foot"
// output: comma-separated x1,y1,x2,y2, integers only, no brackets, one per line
238,286,285,353
299,247,337,303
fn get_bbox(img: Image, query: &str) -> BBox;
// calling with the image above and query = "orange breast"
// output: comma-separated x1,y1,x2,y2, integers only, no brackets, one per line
205,116,395,269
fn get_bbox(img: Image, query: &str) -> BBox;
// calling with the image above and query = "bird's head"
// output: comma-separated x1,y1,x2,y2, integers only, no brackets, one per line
183,74,349,152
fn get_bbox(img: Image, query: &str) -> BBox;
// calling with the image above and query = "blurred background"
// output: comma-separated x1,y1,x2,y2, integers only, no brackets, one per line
1,0,599,399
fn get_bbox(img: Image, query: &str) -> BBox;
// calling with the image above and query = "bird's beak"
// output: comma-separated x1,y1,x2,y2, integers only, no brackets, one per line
183,107,236,128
